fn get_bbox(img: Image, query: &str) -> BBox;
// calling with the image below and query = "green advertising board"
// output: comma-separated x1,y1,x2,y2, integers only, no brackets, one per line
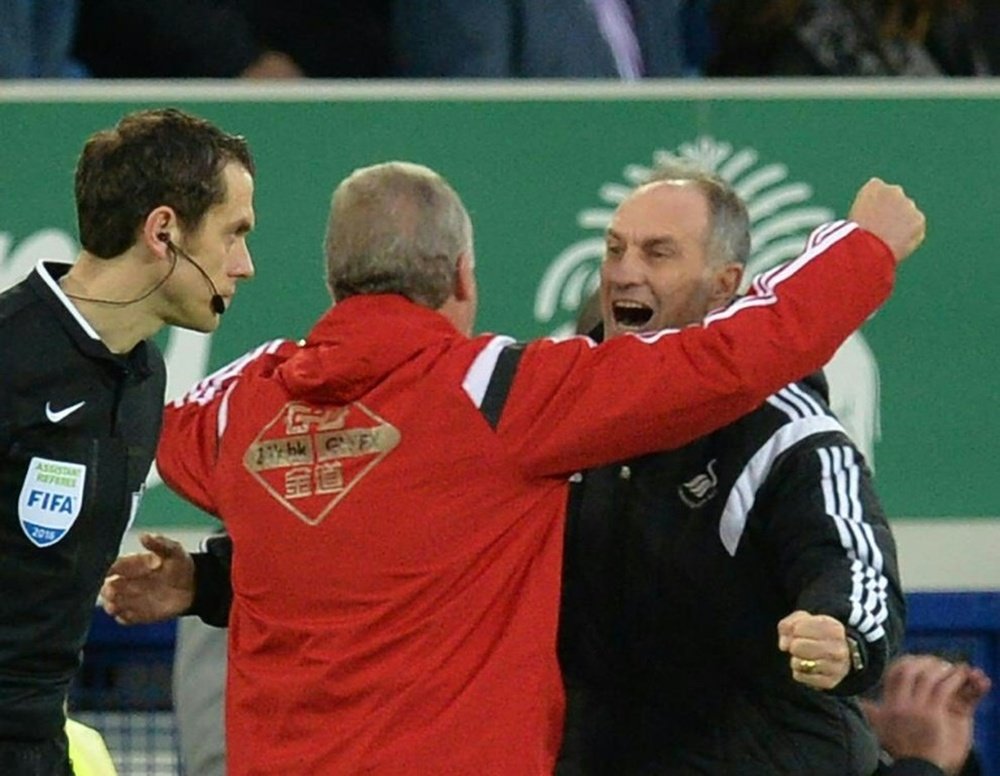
1,82,997,532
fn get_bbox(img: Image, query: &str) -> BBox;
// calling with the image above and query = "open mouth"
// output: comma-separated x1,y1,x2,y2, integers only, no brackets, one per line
611,301,654,330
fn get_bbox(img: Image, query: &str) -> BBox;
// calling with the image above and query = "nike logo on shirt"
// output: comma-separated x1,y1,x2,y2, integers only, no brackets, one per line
45,400,86,423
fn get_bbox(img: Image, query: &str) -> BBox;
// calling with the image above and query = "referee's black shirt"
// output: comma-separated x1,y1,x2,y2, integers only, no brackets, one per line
0,262,165,740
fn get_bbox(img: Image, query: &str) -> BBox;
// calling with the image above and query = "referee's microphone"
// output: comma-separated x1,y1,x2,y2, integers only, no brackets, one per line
158,232,226,315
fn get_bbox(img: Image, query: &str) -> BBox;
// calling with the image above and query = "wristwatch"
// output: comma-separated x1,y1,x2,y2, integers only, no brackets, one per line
846,635,865,672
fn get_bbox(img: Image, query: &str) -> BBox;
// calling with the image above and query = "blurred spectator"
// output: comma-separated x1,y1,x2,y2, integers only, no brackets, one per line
923,1,991,75
173,617,227,776
391,0,697,78
709,0,993,76
73,0,390,78
0,0,85,77
969,0,1000,72
862,654,992,776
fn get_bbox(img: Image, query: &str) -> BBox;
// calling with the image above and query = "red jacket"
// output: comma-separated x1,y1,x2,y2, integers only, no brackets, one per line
158,221,893,775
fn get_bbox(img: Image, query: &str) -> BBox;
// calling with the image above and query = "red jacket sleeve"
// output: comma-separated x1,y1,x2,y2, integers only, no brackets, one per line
497,222,896,476
157,339,292,516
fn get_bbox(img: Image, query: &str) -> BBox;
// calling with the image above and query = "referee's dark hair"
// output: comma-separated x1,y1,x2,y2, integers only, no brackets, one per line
75,107,255,258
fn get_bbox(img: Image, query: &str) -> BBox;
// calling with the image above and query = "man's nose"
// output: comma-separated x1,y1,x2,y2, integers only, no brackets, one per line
602,248,643,286
233,242,255,280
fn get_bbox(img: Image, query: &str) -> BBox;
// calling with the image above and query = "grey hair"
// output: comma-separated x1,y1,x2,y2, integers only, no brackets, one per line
324,161,473,307
644,156,750,268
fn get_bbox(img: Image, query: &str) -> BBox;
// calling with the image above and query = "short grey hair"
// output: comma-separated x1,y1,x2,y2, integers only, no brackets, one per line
324,161,473,307
644,157,750,268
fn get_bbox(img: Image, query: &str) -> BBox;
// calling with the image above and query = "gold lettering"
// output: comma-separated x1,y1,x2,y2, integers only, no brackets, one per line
314,462,344,494
244,435,314,471
284,467,314,499
285,404,347,434
316,425,400,461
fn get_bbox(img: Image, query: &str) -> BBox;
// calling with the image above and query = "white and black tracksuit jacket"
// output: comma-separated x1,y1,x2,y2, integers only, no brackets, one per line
557,371,905,776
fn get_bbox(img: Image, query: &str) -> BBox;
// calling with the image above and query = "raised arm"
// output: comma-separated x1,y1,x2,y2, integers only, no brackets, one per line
497,180,925,476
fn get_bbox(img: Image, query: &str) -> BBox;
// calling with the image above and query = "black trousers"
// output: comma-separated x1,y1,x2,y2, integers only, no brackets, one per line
0,732,74,776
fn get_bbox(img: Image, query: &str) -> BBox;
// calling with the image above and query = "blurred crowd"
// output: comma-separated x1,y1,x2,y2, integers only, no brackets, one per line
2,0,998,80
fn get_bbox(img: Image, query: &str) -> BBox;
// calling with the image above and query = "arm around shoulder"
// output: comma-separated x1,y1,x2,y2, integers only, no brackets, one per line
500,223,899,478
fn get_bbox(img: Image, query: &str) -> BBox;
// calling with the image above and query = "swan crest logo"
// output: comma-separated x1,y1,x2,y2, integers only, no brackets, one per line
678,459,719,509
534,137,880,467
0,229,215,490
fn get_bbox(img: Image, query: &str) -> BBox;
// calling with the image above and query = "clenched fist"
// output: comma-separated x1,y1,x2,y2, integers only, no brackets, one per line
848,178,926,264
777,610,851,690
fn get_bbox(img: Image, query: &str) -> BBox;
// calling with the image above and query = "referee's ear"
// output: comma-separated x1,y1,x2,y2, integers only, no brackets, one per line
141,206,179,260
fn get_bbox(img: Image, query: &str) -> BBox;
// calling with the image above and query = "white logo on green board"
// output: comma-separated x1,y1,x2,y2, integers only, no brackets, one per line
536,137,881,466
0,228,77,285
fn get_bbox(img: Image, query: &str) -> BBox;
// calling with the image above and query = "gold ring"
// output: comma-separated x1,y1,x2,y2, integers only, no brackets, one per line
798,659,819,675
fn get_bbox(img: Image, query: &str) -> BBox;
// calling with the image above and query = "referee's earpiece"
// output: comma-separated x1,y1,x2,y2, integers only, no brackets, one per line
63,230,178,307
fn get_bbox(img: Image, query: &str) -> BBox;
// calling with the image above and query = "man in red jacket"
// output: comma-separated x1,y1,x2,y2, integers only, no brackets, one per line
118,161,922,774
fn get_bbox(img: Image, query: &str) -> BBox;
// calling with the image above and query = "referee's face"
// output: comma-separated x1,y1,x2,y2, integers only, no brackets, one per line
600,181,725,339
166,162,256,332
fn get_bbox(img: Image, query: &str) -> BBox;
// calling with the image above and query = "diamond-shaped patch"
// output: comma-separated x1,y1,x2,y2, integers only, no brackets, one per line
243,401,400,525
